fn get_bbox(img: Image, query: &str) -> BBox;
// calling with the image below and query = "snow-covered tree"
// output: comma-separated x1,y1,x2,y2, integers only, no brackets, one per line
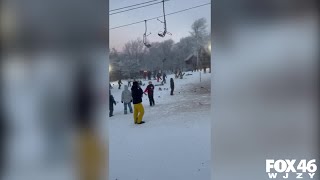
190,18,210,69
190,18,209,47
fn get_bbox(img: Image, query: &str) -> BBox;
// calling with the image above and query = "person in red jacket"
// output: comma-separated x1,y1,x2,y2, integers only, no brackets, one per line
144,81,155,106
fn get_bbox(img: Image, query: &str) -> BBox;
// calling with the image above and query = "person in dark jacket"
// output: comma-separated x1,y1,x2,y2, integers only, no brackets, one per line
118,79,122,89
162,72,167,84
131,81,145,124
109,92,116,117
144,81,155,106
170,78,174,95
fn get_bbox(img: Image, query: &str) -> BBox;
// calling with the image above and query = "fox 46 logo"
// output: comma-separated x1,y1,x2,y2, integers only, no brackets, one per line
266,159,317,179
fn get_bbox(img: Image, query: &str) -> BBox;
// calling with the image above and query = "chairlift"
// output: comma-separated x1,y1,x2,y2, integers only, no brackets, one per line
143,20,152,48
157,0,171,37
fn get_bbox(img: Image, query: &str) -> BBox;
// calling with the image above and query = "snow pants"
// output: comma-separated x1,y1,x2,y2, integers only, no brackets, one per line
109,105,114,117
77,129,105,180
148,94,155,106
133,103,144,124
162,78,166,84
124,102,133,114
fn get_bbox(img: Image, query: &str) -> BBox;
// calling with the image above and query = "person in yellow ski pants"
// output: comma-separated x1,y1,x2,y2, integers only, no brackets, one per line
131,81,145,124
133,103,144,124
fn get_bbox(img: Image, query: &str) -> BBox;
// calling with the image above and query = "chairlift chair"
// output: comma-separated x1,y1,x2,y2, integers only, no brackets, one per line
143,20,152,48
157,0,171,37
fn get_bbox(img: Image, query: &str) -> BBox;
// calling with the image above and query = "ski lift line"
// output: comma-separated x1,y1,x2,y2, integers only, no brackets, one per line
110,1,163,15
109,2,211,30
110,0,160,12
109,0,170,15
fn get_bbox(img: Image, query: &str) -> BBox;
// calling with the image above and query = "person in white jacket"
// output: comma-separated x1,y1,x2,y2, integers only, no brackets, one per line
121,85,133,114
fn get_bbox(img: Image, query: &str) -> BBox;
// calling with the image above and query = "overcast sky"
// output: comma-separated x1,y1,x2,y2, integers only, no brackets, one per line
110,0,211,51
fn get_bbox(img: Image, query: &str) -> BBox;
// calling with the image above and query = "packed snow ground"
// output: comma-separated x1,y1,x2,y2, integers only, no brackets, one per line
109,71,211,180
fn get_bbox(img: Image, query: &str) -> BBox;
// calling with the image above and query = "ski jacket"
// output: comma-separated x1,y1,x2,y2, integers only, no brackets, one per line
144,84,154,95
131,82,143,104
170,79,174,89
121,85,132,103
163,73,167,79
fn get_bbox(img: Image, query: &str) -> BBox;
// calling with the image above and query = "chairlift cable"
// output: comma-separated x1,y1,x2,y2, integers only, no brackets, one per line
110,0,170,15
110,0,160,12
110,2,211,30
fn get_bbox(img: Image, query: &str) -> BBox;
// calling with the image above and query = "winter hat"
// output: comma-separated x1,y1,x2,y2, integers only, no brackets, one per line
133,81,139,86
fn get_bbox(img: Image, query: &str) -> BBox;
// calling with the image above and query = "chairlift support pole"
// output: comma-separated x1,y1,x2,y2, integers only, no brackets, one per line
143,20,151,48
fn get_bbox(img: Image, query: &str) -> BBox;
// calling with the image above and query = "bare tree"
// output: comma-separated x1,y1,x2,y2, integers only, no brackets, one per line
123,38,145,64
122,38,146,78
159,39,174,70
143,42,162,70
140,39,175,72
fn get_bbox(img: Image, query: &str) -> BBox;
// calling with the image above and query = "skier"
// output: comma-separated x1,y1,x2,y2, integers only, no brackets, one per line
131,81,145,124
162,72,167,84
121,85,133,114
170,78,174,95
109,92,116,117
118,79,122,89
144,81,155,106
